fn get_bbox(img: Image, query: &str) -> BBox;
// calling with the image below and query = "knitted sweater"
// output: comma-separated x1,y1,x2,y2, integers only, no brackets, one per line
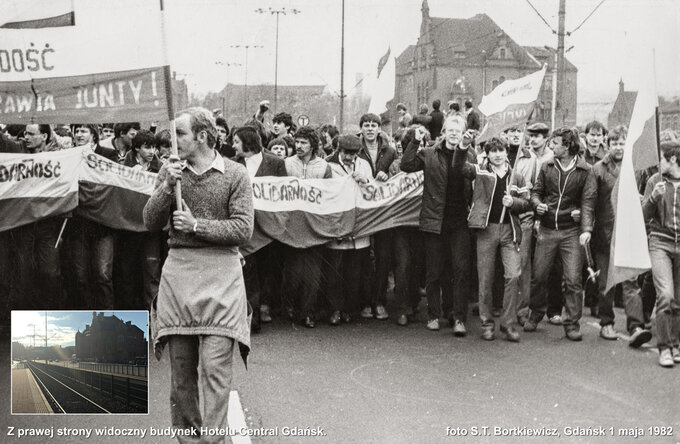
143,157,254,248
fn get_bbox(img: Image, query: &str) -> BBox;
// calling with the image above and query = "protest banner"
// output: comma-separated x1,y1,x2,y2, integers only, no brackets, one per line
0,147,81,231
0,0,172,124
477,65,547,142
77,150,156,232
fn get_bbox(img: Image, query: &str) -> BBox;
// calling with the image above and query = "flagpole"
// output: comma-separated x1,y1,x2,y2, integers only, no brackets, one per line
653,49,661,173
159,0,181,210
499,119,530,222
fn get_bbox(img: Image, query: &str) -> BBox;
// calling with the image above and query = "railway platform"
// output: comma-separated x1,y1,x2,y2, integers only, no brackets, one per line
11,368,53,414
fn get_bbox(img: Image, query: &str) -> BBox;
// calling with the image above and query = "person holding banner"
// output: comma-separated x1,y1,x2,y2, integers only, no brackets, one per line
144,107,253,435
641,141,680,367
283,126,332,328
524,128,591,341
455,137,531,341
580,125,651,346
401,115,473,334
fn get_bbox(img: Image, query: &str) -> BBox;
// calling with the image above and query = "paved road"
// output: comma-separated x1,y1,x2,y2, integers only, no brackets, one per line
1,306,679,443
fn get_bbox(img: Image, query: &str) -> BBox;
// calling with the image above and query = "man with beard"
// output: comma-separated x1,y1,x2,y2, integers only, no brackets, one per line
581,125,652,347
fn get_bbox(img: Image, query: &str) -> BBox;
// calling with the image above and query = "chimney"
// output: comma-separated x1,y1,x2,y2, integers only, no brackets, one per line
619,78,624,94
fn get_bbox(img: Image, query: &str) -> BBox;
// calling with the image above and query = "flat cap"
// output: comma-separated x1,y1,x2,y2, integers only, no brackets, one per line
337,135,362,152
526,122,550,134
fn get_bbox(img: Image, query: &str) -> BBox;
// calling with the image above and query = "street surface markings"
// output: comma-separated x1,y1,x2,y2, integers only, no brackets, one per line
228,390,251,444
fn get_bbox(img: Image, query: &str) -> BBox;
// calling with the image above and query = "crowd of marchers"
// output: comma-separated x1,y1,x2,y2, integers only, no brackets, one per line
2,97,680,368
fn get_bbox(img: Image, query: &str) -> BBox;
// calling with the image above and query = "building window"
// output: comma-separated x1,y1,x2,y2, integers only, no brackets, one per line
500,48,506,59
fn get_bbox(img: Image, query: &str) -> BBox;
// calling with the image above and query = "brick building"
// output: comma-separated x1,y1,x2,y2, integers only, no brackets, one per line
608,79,680,132
75,312,147,363
395,0,578,129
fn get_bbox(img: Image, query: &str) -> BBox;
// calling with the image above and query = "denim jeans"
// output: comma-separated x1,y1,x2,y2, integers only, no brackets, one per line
530,226,584,328
648,236,680,350
476,224,522,328
423,225,470,322
168,335,234,444
517,221,533,318
71,220,115,309
594,250,644,333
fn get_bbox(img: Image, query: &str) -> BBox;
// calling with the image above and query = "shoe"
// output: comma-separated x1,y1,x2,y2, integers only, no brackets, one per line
481,326,495,341
260,304,272,323
453,320,467,337
329,311,341,326
517,315,528,327
491,308,501,318
565,328,583,341
590,306,600,318
341,312,351,324
658,349,674,367
548,315,562,325
397,314,408,326
501,325,520,342
426,318,440,331
628,328,652,348
303,316,315,328
599,325,618,340
375,305,389,320
360,306,373,318
672,347,680,364
523,318,538,332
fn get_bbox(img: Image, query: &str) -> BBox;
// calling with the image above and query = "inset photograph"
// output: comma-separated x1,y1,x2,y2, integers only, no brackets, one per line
11,310,148,414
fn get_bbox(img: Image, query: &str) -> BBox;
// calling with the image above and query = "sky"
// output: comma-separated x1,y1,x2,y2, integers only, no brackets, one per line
11,311,149,348
152,0,680,103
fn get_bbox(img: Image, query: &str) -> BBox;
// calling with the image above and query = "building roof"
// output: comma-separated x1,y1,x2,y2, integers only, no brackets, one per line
523,46,577,72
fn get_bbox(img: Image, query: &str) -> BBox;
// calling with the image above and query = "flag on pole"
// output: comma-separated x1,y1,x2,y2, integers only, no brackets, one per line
367,47,395,115
0,0,172,124
477,65,547,142
605,76,658,293
1,0,75,28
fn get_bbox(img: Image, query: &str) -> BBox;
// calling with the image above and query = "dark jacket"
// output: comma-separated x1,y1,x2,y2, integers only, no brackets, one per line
400,130,473,234
642,172,680,242
454,148,531,244
255,151,287,177
358,134,396,178
428,109,445,139
581,154,618,252
411,113,431,128
0,133,26,153
123,150,162,173
466,109,481,131
531,156,591,230
94,144,118,162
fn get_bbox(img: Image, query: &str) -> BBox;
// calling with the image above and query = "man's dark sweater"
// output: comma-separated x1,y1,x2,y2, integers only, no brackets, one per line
143,155,254,248
442,147,467,229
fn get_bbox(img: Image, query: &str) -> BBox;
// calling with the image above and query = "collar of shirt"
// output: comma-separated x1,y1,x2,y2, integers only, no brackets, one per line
554,156,577,172
183,150,225,175
245,152,263,177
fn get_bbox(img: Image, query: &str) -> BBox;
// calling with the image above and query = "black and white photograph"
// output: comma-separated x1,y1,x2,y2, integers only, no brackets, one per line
0,0,679,442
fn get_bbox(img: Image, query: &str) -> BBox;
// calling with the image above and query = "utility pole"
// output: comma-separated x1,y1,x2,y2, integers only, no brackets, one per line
555,0,566,127
339,0,345,133
230,45,263,117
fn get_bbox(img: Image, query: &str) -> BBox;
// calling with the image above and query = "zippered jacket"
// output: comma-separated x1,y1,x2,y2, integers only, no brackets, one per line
642,172,680,242
530,156,591,230
453,148,531,244
358,133,396,178
581,154,618,252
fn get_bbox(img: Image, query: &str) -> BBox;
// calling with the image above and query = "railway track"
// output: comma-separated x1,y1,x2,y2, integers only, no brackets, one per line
28,363,110,414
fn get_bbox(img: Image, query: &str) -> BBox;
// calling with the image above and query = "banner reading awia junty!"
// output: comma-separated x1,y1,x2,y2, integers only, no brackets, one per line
0,0,172,124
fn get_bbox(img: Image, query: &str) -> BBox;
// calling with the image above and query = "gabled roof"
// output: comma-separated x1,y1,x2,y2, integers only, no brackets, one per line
612,90,638,117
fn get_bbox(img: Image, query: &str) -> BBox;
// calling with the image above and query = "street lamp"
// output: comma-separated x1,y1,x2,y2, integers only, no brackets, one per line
215,61,241,116
230,44,263,116
255,6,301,114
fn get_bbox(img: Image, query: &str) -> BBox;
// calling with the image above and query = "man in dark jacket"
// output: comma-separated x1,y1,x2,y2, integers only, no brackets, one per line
357,113,396,320
524,127,591,341
580,125,651,347
428,99,445,140
401,115,473,334
465,100,481,131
